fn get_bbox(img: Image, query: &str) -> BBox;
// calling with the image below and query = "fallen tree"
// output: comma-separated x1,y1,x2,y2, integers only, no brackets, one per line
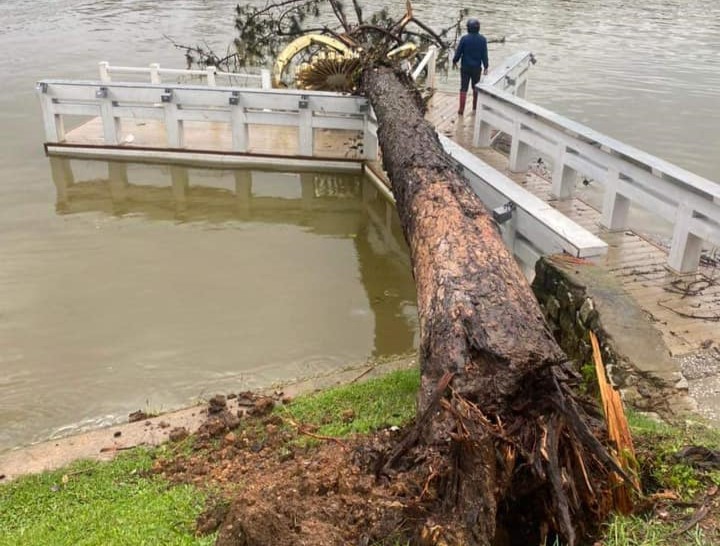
179,2,630,544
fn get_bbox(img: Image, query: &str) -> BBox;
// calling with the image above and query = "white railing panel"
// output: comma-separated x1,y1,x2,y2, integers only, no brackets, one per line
441,134,607,259
472,82,720,272
99,61,271,90
37,79,378,160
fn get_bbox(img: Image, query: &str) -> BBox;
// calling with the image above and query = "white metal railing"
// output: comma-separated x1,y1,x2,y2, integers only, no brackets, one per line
473,84,720,273
98,61,272,89
36,79,377,159
483,51,535,98
411,46,438,90
440,134,607,276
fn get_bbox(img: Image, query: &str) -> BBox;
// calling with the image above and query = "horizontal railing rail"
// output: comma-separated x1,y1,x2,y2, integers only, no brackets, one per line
441,134,607,275
483,50,535,98
36,79,377,159
99,62,272,89
411,46,438,90
473,84,720,273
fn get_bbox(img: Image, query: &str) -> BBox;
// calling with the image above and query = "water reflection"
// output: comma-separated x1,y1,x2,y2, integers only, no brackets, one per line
0,159,417,450
49,158,419,357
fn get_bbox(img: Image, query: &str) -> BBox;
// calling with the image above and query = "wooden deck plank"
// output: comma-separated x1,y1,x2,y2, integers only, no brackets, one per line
64,117,364,160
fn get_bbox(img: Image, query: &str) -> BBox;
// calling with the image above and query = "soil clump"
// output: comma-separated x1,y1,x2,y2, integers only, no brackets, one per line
153,392,433,545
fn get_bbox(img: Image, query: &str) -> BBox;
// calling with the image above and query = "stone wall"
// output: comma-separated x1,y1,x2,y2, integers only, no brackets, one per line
531,256,694,416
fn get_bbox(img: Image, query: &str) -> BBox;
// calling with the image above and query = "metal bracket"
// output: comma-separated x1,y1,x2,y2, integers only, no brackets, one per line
492,201,516,224
529,53,537,65
229,91,240,106
36,82,48,94
505,76,516,86
298,95,309,109
359,102,369,113
161,89,173,103
95,86,108,99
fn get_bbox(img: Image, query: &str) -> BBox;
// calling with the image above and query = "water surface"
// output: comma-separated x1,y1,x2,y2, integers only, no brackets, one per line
1,0,719,449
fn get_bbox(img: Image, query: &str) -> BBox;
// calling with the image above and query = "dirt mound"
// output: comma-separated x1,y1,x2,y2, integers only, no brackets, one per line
153,393,420,545
151,391,720,546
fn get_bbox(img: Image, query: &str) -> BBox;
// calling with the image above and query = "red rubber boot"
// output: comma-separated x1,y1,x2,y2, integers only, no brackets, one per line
458,91,467,115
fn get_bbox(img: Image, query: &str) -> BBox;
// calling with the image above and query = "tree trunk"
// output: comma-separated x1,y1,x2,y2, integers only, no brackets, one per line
361,65,618,546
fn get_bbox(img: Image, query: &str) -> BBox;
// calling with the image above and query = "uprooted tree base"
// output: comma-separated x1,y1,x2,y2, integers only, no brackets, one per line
154,386,618,546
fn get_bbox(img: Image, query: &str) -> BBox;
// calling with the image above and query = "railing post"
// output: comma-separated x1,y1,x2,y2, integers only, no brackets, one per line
509,121,532,172
551,146,578,199
261,69,272,90
363,109,379,160
230,93,249,152
472,95,493,147
99,88,121,145
162,89,184,148
427,46,437,91
516,79,528,99
500,216,517,251
206,66,217,86
149,63,161,84
298,96,313,156
98,62,111,83
37,86,65,142
600,167,630,230
668,204,703,273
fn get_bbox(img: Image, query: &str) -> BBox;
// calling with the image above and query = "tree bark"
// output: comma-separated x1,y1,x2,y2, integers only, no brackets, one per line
361,65,617,546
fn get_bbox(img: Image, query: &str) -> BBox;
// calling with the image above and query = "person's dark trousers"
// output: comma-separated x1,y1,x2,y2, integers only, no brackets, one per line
459,67,482,115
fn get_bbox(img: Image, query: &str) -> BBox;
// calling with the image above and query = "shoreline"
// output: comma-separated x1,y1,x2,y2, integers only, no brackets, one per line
0,355,417,482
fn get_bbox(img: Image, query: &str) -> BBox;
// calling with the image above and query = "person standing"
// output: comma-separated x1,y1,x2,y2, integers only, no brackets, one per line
452,18,489,116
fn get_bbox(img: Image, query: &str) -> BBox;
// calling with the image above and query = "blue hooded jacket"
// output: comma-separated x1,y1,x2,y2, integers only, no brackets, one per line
453,33,489,71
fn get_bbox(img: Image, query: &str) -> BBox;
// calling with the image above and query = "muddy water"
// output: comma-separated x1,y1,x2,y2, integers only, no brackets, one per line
1,160,417,450
1,0,719,449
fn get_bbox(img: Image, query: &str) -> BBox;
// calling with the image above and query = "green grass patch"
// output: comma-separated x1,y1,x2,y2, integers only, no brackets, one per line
279,368,420,438
0,449,213,546
595,412,720,546
601,513,716,546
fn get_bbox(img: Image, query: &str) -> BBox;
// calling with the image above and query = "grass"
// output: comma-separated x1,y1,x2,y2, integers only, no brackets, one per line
0,448,213,546
601,514,716,546
596,411,720,546
0,368,421,546
4,369,720,546
278,367,421,438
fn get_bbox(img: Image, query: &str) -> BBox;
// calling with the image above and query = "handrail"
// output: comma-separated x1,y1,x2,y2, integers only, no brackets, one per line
483,51,534,98
36,79,377,159
411,46,438,90
441,134,607,275
98,61,272,89
472,83,720,272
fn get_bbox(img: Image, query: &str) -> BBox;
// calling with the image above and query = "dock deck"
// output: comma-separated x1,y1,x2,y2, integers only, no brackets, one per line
62,116,365,160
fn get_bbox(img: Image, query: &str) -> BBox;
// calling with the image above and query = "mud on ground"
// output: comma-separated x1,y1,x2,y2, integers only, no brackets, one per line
153,392,428,546
152,392,720,546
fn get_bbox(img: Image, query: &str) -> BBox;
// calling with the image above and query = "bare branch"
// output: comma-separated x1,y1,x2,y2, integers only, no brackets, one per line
351,0,364,24
328,0,350,32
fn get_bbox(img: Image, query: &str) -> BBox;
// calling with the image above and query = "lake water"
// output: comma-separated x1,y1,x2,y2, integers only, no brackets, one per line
1,0,719,450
